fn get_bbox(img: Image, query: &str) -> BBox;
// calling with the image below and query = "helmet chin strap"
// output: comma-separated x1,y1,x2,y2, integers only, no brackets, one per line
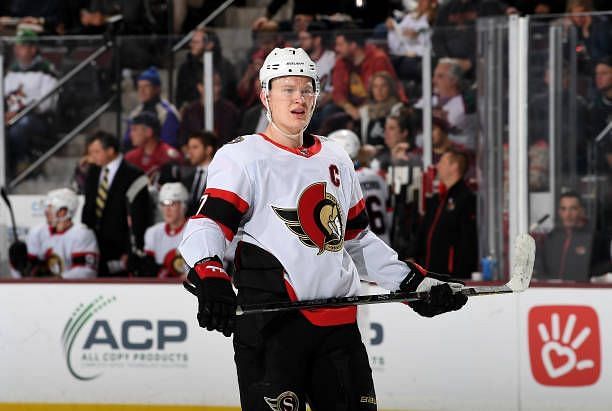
265,93,318,144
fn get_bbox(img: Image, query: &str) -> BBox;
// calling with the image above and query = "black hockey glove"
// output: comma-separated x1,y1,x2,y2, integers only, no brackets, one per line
399,261,468,317
183,257,236,337
9,241,28,272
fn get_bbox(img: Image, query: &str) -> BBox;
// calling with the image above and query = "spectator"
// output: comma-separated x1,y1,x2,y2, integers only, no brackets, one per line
386,0,437,82
415,58,477,147
126,112,183,183
373,111,422,172
82,130,153,277
564,0,611,66
183,130,218,216
239,79,268,135
0,0,63,34
589,57,611,144
416,116,467,165
411,148,478,279
125,66,181,148
175,27,238,110
4,29,58,177
535,191,611,280
332,31,404,120
298,21,336,106
251,0,343,32
432,0,510,78
133,183,190,278
179,73,240,146
359,71,404,147
237,32,283,109
11,188,98,279
528,65,589,174
318,111,359,137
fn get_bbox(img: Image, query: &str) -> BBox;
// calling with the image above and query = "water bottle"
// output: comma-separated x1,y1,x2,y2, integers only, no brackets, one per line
481,256,497,281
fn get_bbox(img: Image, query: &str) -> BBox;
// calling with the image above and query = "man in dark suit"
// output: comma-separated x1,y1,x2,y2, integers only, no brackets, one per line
82,131,153,276
182,130,218,216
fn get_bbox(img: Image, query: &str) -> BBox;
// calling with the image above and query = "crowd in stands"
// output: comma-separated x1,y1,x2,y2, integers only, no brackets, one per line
3,0,611,281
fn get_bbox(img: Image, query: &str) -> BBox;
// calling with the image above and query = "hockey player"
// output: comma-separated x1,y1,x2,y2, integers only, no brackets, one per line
135,183,189,278
11,188,98,279
180,47,467,410
9,192,55,278
328,129,392,245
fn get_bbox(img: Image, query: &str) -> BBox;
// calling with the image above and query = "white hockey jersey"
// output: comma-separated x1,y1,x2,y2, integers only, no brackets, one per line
144,222,188,277
35,223,99,279
356,167,391,245
179,133,410,325
9,223,53,278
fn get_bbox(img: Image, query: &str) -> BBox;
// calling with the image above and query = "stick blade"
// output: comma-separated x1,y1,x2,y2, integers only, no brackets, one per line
506,233,536,292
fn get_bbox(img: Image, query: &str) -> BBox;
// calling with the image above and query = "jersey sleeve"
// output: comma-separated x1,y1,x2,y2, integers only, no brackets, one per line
25,226,44,259
144,226,156,258
344,169,408,291
345,169,370,241
63,228,99,279
179,146,252,267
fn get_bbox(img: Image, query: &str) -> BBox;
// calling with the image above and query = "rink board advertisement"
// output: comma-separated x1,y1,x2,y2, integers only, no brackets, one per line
0,284,611,411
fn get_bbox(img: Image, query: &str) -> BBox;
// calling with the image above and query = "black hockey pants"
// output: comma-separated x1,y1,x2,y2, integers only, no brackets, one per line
233,311,377,411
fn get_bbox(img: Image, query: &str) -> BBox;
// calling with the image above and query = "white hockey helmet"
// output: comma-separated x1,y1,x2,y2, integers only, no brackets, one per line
259,47,320,95
47,188,79,221
327,129,361,160
159,182,188,205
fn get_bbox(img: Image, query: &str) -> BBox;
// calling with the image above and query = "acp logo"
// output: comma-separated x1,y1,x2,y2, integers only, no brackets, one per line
63,296,188,381
528,305,601,386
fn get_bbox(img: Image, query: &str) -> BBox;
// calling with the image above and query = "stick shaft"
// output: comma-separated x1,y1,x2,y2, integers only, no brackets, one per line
236,285,513,316
0,187,18,241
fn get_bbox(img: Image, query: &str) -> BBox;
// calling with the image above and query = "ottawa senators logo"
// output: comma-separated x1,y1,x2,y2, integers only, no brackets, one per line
163,249,188,277
46,253,64,276
272,182,344,255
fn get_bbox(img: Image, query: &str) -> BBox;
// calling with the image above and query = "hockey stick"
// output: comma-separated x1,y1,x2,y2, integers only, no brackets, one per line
0,186,19,242
236,233,535,316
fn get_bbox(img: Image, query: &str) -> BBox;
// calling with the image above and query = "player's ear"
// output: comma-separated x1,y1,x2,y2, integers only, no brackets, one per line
259,88,268,110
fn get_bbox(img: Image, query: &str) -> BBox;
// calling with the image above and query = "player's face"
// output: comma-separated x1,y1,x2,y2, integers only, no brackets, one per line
371,76,391,102
265,76,316,134
161,201,185,225
558,197,583,228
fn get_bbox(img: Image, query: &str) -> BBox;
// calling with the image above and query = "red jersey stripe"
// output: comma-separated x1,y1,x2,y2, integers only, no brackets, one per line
204,188,249,214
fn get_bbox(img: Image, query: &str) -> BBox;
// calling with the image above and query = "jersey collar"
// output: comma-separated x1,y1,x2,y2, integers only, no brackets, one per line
165,220,186,236
258,133,322,158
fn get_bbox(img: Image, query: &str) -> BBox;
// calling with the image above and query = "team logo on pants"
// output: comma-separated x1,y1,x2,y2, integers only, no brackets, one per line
264,390,299,411
272,182,344,254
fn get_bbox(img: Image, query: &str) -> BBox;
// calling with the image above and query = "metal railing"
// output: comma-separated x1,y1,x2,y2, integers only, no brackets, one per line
8,95,117,190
